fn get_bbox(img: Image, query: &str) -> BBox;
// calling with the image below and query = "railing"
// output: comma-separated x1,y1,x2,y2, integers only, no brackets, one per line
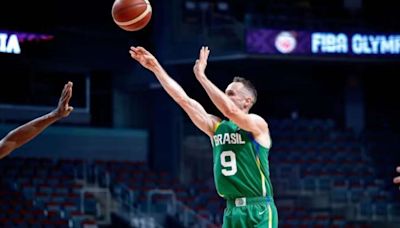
115,183,138,216
175,201,218,228
80,187,111,225
89,162,219,228
108,184,162,228
147,189,177,214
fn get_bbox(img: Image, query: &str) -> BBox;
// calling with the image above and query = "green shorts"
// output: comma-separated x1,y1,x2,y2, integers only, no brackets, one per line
223,196,278,228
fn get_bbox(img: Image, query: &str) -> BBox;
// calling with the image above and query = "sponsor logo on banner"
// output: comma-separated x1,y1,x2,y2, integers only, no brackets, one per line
275,31,297,54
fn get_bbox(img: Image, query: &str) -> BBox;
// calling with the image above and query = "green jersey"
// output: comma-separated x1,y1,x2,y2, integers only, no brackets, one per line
212,120,273,199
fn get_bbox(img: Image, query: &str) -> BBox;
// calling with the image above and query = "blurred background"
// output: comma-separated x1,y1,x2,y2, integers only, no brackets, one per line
1,0,400,227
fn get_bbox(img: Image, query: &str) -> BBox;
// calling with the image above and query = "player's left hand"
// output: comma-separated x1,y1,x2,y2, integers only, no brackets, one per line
53,81,74,118
193,46,210,79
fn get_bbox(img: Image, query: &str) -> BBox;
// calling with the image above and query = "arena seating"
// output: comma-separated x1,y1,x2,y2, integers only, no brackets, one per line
1,118,400,227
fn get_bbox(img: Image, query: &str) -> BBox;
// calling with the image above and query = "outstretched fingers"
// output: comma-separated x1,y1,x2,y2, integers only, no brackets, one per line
205,46,210,59
65,83,73,106
60,82,73,106
199,46,204,59
130,46,147,55
60,83,68,99
129,46,151,63
199,46,210,61
129,47,138,58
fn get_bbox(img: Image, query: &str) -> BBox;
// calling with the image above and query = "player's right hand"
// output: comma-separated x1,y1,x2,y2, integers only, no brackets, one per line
129,46,159,71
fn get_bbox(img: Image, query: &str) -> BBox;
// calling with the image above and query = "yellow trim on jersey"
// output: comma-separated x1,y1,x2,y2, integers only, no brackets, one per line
213,121,221,132
256,157,267,197
268,204,272,228
211,121,222,148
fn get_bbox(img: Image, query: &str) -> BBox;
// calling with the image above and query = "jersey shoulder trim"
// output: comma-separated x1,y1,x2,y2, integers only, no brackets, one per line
213,121,223,133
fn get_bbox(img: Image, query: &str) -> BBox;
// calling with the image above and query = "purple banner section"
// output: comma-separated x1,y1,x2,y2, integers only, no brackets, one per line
246,28,400,58
246,29,311,55
0,30,54,43
0,30,54,54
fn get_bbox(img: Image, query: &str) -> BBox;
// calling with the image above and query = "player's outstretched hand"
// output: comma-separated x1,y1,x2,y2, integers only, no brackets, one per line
193,46,210,79
129,46,160,71
53,81,74,118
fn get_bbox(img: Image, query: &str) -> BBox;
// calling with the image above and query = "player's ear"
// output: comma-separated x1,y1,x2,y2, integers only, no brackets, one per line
244,97,253,109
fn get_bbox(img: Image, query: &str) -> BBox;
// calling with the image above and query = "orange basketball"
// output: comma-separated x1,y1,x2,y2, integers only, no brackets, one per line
111,0,152,32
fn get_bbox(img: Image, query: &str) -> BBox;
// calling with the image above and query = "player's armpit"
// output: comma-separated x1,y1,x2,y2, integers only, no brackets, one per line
228,113,265,134
229,113,271,148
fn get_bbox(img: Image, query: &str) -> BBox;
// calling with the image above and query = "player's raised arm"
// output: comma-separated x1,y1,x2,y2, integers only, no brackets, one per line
193,46,271,147
0,81,74,159
129,46,220,137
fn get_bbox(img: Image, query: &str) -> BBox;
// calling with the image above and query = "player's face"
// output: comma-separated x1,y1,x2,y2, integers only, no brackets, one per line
225,82,250,110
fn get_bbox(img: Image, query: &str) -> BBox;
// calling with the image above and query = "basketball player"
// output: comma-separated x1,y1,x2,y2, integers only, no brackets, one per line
130,46,278,227
0,82,74,159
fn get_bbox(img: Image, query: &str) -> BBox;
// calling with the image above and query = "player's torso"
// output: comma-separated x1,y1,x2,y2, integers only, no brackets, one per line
212,120,273,199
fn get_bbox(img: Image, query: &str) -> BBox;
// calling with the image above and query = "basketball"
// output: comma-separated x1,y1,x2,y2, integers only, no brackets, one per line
112,0,152,32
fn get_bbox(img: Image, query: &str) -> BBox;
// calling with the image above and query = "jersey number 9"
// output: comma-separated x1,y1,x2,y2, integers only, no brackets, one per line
220,151,237,176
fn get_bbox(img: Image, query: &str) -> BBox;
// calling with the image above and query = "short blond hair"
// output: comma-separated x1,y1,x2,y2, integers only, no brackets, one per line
233,76,257,105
